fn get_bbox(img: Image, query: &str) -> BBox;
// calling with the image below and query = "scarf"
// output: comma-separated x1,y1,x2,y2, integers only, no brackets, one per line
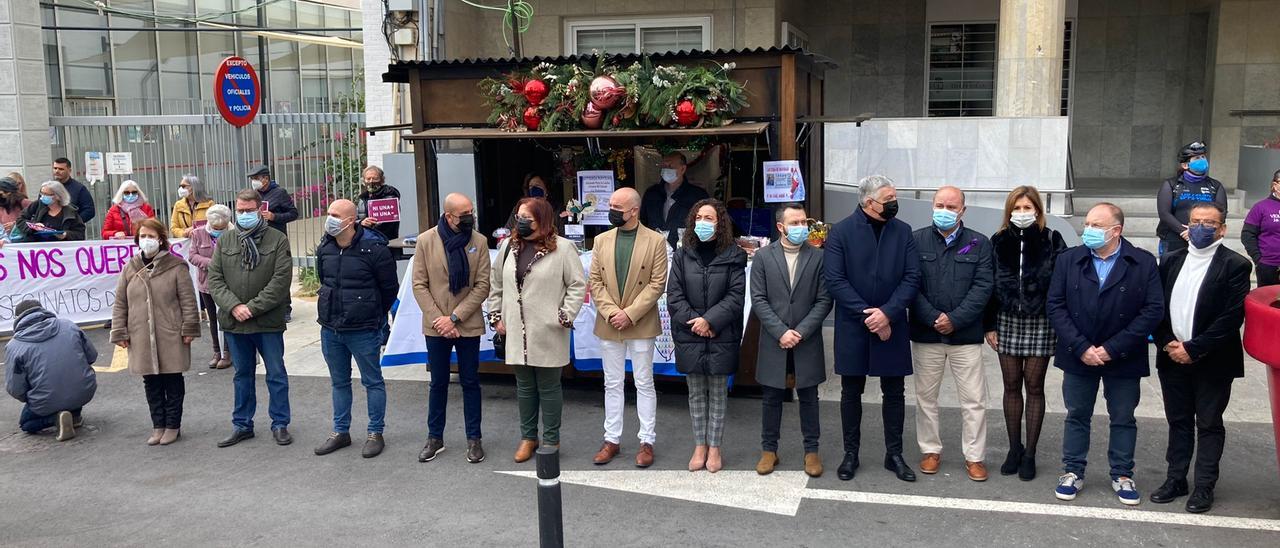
439,215,472,295
238,219,266,271
1180,170,1206,184
120,199,149,223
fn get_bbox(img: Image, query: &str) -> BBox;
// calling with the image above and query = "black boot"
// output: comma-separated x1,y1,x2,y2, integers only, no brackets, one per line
1000,443,1024,476
837,452,860,481
1018,453,1037,481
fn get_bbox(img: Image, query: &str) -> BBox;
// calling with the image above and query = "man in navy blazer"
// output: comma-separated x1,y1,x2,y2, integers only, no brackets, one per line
824,175,921,483
1046,203,1164,507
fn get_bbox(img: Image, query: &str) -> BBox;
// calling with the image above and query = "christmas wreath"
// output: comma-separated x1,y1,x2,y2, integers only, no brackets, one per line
480,55,749,132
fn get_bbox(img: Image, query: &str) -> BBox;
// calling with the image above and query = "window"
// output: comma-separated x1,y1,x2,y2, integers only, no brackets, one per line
926,21,1073,117
781,22,809,50
565,17,711,55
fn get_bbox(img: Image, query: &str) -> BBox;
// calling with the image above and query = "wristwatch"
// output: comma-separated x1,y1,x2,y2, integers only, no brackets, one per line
450,313,460,324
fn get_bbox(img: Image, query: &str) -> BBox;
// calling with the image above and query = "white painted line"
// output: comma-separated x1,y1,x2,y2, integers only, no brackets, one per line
805,488,1280,532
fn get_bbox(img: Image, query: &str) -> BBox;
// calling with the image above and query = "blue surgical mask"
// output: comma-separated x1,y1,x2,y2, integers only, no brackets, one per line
932,209,959,231
123,193,139,204
694,220,716,242
209,229,222,239
1081,226,1112,250
1188,157,1209,175
236,212,261,230
1188,224,1218,249
785,225,810,245
324,216,346,237
39,195,54,206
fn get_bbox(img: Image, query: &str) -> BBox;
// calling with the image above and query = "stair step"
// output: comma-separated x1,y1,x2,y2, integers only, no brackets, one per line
1064,215,1245,238
1071,194,1248,217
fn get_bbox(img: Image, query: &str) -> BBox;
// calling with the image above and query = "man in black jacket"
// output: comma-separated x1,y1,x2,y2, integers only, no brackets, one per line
247,165,299,235
1151,202,1252,514
639,152,708,248
52,157,96,223
908,186,995,482
312,199,399,458
356,165,404,260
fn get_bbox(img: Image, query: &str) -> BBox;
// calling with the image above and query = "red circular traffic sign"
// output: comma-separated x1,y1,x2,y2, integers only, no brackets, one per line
213,56,261,127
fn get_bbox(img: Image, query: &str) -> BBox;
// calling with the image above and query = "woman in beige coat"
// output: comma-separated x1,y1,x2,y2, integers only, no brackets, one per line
487,197,586,463
110,218,201,445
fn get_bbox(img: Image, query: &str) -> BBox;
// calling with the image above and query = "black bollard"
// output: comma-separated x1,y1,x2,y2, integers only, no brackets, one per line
536,446,564,548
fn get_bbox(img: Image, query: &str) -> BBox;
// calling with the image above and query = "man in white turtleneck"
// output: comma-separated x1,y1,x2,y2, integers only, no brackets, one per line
1152,202,1253,514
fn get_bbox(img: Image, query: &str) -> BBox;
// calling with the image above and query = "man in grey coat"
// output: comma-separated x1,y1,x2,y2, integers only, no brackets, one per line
751,203,833,477
4,300,98,441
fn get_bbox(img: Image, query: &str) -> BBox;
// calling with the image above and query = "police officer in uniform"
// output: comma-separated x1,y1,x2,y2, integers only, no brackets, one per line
1156,142,1228,258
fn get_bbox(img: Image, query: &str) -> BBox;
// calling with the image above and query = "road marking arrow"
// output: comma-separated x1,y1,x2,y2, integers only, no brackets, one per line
498,470,1280,532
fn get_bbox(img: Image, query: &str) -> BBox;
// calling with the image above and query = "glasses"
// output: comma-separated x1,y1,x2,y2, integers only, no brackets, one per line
123,191,140,196
1189,221,1222,230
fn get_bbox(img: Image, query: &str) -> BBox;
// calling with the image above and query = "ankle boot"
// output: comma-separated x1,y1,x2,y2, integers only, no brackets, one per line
1001,443,1024,476
147,428,164,446
159,428,180,445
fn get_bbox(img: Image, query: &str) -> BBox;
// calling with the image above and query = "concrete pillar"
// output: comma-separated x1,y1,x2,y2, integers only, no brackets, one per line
0,0,51,197
361,0,396,169
995,0,1067,117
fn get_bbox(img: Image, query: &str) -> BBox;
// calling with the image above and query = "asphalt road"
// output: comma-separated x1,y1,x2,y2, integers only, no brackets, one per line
1,327,1279,547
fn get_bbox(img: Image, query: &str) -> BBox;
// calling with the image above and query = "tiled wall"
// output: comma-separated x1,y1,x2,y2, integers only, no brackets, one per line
1210,0,1280,191
0,0,50,190
823,117,1072,213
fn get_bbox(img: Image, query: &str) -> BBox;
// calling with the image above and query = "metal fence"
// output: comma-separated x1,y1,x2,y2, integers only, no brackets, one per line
47,97,366,264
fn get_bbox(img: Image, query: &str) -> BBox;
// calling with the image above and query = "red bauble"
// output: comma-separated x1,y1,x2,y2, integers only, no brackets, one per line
589,75,625,110
524,79,549,106
581,102,604,129
674,99,699,127
523,106,541,131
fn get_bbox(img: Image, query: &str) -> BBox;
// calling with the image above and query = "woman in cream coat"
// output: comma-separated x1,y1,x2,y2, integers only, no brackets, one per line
487,197,586,463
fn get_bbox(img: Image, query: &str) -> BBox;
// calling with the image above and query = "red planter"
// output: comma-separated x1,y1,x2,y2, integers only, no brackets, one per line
1242,284,1280,475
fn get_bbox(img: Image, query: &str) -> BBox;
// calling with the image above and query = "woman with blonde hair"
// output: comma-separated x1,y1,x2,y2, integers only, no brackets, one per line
170,174,215,238
983,185,1067,480
102,179,156,239
110,218,201,445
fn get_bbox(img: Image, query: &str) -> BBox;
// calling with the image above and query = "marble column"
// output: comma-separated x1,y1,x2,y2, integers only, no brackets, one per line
0,0,50,195
994,0,1067,117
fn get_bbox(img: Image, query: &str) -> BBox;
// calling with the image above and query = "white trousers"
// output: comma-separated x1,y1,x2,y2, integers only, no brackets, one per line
600,338,657,445
912,342,988,462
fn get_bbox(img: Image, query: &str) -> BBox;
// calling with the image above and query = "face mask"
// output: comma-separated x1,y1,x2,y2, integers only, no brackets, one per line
608,209,627,227
177,187,190,199
40,195,54,206
515,217,534,238
1188,224,1218,249
237,212,261,230
932,209,959,231
1081,226,1112,250
123,193,139,204
324,216,347,237
785,225,810,246
1010,212,1038,229
661,168,679,184
877,199,899,220
694,220,716,242
1187,157,1209,175
209,229,223,239
456,214,475,233
138,238,160,256
251,178,266,191
528,186,545,198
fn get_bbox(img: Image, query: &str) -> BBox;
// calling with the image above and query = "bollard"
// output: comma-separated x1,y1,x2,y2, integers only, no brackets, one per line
536,446,564,548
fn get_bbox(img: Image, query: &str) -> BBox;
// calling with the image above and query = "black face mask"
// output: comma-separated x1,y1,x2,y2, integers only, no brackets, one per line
878,199,899,220
456,214,475,233
608,209,627,227
516,217,534,238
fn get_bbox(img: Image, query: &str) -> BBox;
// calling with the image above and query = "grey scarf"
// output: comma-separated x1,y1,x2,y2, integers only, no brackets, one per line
237,218,267,270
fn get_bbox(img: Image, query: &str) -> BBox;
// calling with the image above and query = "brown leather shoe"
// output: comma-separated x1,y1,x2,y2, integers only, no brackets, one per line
513,439,538,463
920,453,941,474
756,451,779,475
966,461,989,481
804,452,824,478
635,443,654,468
593,441,621,465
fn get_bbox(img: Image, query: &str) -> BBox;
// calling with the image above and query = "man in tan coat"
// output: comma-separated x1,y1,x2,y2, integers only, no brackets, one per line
589,187,669,467
412,193,491,464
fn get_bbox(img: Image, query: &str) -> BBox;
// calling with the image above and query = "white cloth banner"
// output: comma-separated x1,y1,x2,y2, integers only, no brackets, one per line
0,239,195,332
382,249,753,376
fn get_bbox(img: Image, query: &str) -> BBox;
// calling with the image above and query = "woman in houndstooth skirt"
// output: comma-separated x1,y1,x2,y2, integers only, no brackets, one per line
983,186,1067,481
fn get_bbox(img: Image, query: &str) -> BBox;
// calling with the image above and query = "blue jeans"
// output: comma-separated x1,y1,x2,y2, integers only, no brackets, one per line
425,336,482,440
225,331,290,432
320,327,387,434
1061,372,1140,481
19,405,81,434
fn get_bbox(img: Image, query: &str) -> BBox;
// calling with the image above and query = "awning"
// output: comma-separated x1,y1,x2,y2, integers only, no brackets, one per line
401,122,770,141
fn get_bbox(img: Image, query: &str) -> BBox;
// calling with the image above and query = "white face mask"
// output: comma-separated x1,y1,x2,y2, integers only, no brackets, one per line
660,168,679,184
177,187,190,199
1010,211,1037,229
251,178,265,191
138,238,160,256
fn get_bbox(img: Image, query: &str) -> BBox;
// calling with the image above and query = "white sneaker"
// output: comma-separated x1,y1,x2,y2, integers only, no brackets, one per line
1112,477,1141,506
1055,472,1083,501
